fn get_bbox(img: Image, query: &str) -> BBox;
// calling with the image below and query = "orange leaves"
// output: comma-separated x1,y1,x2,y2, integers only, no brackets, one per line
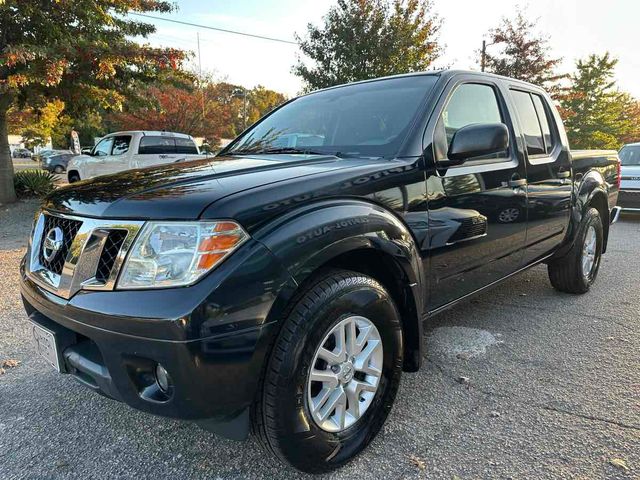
96,60,117,80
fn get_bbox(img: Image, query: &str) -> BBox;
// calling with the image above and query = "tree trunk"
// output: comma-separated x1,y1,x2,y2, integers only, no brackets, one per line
0,103,17,205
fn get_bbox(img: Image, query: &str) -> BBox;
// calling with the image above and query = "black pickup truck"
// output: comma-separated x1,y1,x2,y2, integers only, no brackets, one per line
20,70,621,473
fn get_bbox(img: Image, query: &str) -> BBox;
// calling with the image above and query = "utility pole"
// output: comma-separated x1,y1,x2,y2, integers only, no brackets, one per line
197,32,205,120
481,40,486,72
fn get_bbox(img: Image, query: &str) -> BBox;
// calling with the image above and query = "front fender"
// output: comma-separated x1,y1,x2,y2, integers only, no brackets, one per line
254,199,423,288
253,199,425,370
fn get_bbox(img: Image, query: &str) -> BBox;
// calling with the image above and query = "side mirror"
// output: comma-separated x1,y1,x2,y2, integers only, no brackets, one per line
443,123,509,167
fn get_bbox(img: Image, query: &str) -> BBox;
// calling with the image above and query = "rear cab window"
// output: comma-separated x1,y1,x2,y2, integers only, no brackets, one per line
138,136,176,155
620,145,640,166
175,138,199,154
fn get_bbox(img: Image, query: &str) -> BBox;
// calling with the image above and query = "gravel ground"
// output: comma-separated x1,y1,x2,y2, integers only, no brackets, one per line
0,202,638,479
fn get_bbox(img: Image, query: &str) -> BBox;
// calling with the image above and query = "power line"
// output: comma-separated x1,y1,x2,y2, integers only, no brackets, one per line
130,13,298,46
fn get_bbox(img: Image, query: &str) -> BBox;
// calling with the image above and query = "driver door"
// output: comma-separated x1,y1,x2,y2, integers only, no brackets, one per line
425,79,528,310
100,135,131,176
85,136,114,178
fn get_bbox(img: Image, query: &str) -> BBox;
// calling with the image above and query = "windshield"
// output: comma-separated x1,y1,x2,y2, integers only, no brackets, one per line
226,75,438,159
620,145,640,166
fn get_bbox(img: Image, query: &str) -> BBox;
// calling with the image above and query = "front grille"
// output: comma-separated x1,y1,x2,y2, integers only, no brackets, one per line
38,215,83,275
449,215,488,243
27,212,143,299
95,230,128,283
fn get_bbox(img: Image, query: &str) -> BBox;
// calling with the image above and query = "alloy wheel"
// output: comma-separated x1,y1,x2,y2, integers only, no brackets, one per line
582,225,597,278
307,315,383,433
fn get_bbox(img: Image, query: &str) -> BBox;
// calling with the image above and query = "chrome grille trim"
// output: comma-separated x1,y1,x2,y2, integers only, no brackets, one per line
26,211,144,299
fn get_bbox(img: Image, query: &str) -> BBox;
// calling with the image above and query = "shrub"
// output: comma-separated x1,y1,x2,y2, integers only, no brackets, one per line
13,169,56,198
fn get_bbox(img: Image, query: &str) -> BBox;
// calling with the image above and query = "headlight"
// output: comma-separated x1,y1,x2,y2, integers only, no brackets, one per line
117,220,248,289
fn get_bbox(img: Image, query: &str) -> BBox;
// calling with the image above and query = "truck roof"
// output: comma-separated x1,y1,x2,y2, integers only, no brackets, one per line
104,131,194,139
306,69,547,97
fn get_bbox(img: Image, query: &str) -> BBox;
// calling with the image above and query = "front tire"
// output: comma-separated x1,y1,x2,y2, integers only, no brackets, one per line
252,270,403,473
548,207,603,294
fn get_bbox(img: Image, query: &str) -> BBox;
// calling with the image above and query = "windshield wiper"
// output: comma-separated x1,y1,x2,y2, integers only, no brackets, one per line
229,147,327,156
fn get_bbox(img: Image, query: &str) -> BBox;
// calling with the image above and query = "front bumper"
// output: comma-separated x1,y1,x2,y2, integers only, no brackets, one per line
20,239,296,439
617,189,640,211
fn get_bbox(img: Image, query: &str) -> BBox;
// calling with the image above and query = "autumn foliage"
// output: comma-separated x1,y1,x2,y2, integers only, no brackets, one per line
107,80,287,146
0,0,189,203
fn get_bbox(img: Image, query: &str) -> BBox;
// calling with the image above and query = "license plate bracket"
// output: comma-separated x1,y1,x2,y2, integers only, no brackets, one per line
30,322,61,371
28,312,77,373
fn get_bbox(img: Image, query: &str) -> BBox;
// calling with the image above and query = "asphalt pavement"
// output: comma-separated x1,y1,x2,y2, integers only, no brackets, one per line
0,200,638,479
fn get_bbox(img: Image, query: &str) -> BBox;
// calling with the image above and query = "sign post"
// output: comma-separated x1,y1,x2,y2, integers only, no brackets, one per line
71,130,81,154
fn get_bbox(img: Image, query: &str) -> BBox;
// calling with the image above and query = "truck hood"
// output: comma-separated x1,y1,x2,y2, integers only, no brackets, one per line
44,154,351,219
621,165,640,190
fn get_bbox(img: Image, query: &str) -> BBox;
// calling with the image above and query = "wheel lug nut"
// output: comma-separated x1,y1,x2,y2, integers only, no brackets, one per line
331,365,340,373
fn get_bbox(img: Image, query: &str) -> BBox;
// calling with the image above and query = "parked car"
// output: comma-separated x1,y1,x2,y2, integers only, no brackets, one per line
41,152,77,174
617,143,640,212
66,131,204,182
12,147,32,158
21,70,621,474
33,149,71,163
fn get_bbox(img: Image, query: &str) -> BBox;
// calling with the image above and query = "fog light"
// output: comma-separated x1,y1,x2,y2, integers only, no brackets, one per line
155,364,172,392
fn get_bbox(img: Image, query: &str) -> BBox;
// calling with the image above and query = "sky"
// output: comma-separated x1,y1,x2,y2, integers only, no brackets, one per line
140,0,640,98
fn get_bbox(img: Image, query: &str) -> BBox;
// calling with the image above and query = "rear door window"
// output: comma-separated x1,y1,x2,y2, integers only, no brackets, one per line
531,94,555,155
175,138,199,154
138,136,176,154
511,90,545,156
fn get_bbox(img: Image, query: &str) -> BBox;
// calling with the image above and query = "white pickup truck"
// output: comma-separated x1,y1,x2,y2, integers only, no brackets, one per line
67,131,205,182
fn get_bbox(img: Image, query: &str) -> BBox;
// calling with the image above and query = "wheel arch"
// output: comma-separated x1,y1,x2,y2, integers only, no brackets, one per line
67,169,80,182
576,169,610,253
556,170,611,258
256,199,426,372
586,189,610,253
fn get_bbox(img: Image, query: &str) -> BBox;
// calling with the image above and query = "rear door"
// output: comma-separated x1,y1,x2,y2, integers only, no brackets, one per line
508,89,572,264
425,76,529,309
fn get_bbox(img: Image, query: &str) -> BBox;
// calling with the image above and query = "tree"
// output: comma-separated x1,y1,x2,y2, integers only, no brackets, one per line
231,85,287,134
293,0,441,92
19,100,65,149
108,80,287,144
0,0,188,204
559,53,640,150
481,8,564,92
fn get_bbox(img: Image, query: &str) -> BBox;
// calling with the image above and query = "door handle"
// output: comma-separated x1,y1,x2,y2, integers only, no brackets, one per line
558,171,571,179
508,178,527,187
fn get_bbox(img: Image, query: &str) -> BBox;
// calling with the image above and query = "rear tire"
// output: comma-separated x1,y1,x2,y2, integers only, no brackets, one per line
252,269,403,474
548,207,603,294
